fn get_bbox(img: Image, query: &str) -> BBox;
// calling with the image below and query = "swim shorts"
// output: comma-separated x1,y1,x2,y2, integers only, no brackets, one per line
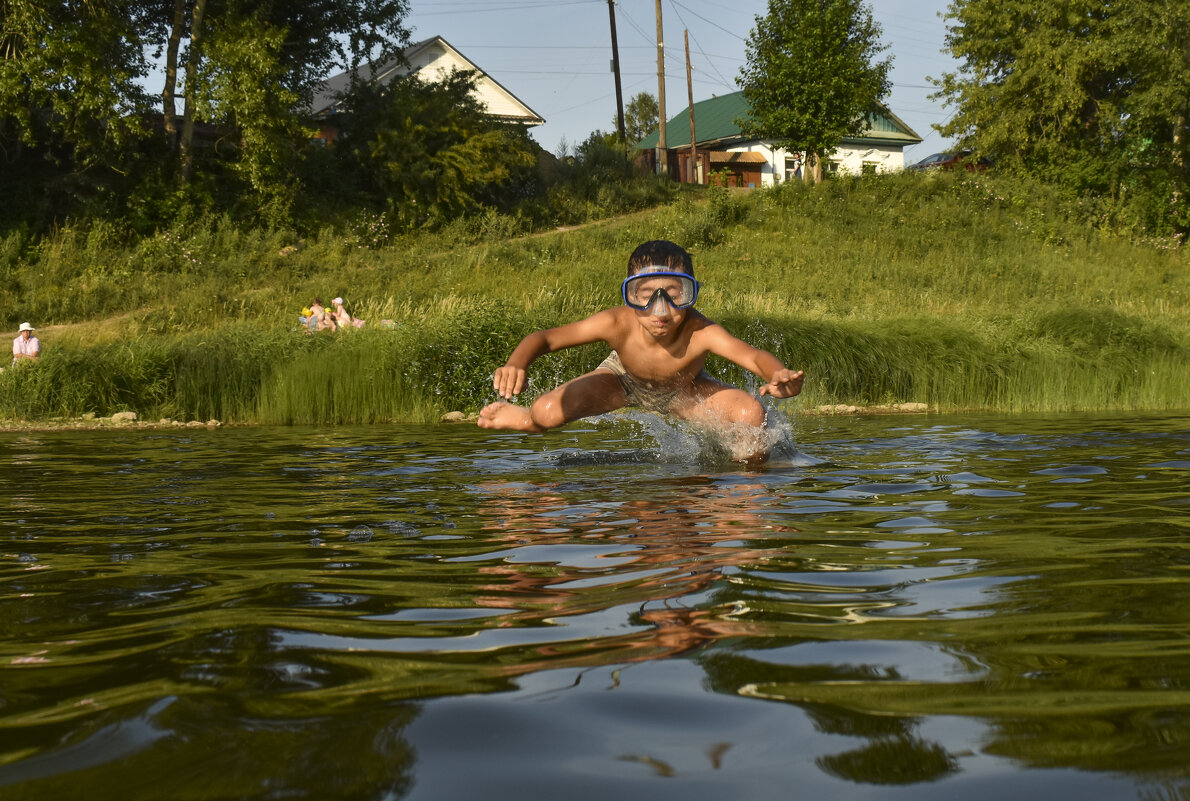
597,351,710,414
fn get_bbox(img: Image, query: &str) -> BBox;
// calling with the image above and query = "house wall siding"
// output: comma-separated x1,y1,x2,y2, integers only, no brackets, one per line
415,43,536,121
829,143,906,176
723,142,908,186
643,138,913,186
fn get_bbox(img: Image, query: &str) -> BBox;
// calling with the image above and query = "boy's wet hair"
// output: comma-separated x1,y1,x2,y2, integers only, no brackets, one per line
627,240,694,277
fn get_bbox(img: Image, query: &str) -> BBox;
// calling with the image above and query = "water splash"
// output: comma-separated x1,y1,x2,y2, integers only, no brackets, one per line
546,401,815,469
761,399,821,466
616,410,708,463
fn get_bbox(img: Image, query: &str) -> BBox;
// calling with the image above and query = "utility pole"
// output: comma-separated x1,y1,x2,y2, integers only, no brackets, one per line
685,29,697,184
655,0,667,177
608,0,625,141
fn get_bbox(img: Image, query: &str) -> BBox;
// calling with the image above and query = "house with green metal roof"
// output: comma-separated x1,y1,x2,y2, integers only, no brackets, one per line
636,90,921,186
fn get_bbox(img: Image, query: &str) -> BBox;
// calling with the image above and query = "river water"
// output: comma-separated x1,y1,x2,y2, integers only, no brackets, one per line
2,411,1189,800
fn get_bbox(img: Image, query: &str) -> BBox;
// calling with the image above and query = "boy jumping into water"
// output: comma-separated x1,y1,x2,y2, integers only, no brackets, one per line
477,240,804,461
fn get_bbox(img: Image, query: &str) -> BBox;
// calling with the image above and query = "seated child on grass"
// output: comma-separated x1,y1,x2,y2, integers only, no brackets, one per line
477,240,804,461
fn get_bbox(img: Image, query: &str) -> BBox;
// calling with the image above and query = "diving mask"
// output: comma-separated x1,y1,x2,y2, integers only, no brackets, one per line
621,270,700,311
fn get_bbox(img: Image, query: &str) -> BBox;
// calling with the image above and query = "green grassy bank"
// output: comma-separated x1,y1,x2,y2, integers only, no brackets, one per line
2,171,1187,424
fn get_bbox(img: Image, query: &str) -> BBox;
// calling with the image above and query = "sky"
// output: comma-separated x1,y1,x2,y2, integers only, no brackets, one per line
402,0,961,164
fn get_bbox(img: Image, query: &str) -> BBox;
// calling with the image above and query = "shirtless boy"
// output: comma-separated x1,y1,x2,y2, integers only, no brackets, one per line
477,240,804,461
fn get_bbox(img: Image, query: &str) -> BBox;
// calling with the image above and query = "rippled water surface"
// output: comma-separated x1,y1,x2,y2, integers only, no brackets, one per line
2,412,1189,800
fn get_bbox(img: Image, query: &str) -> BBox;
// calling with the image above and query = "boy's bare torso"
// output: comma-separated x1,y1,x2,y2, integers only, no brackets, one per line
599,305,717,387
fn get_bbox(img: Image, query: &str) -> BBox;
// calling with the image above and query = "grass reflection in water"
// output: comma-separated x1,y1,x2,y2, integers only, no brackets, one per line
1,412,1188,800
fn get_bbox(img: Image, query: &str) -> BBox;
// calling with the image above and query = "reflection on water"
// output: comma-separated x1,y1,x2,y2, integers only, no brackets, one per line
2,412,1189,800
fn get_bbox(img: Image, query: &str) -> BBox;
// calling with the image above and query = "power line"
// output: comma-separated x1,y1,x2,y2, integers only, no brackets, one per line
877,9,950,30
410,0,601,13
666,0,736,90
544,73,654,119
614,1,658,49
670,0,748,41
615,0,686,78
452,43,732,55
494,69,686,77
456,44,649,51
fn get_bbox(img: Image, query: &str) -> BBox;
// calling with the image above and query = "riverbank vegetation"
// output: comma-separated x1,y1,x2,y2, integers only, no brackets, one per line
1,170,1187,425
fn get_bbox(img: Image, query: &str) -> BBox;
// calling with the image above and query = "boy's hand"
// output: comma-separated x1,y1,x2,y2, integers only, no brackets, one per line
758,369,804,399
493,365,528,399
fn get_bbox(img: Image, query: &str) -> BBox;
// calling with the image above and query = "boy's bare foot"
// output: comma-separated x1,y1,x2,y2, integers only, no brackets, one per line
477,401,544,432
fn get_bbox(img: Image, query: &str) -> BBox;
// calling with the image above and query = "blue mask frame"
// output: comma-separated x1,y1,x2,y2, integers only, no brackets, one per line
621,271,700,310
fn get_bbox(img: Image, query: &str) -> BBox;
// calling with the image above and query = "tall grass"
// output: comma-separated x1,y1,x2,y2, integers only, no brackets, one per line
724,309,1190,412
1,170,1187,423
3,303,1185,423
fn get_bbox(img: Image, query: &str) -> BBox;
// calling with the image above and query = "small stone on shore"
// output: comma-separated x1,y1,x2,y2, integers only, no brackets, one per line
811,402,930,415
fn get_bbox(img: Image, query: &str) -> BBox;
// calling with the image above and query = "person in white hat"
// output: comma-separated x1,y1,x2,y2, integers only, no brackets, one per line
331,297,364,329
12,322,40,365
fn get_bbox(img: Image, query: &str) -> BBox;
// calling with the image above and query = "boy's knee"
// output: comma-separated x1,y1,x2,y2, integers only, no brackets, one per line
738,397,765,428
704,390,764,428
719,391,764,424
529,396,563,429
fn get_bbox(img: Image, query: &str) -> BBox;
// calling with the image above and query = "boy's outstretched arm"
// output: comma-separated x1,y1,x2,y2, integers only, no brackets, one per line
757,367,804,398
703,325,804,398
493,330,549,399
492,311,618,399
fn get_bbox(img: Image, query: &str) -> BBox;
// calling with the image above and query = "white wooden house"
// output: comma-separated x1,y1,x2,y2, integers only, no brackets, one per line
310,36,544,143
637,91,922,187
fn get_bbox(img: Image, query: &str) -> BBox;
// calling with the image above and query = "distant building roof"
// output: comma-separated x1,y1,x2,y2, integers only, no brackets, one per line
310,35,544,126
636,90,920,150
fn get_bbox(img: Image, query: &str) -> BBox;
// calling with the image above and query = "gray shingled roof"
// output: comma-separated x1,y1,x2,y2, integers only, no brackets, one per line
308,37,432,116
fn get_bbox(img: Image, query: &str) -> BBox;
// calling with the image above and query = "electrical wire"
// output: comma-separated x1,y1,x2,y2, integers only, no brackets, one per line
666,0,736,91
669,0,747,42
410,0,601,14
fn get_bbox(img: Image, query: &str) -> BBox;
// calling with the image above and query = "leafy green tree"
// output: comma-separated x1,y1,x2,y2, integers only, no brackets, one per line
335,70,539,230
0,0,158,219
190,12,305,222
163,0,412,141
737,0,891,183
164,0,411,207
0,1,155,160
620,91,658,145
933,0,1190,234
0,0,411,229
